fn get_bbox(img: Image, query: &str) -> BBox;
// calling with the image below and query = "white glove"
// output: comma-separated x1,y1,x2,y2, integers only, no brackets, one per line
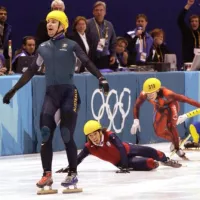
130,119,141,135
176,114,188,125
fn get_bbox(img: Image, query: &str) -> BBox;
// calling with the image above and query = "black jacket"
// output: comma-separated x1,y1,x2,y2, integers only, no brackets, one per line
67,31,92,72
147,44,170,63
178,8,200,62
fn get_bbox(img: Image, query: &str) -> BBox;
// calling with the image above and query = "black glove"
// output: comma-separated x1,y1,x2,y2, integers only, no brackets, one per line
3,88,17,104
99,77,109,96
116,167,130,174
55,166,69,173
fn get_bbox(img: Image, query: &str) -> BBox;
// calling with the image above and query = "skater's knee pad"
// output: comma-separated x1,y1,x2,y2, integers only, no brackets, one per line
41,126,51,143
189,124,199,143
60,127,71,143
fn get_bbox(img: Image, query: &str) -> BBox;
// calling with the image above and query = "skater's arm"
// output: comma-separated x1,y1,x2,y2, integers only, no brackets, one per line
186,108,200,118
77,146,90,165
177,108,200,125
55,147,90,173
177,8,189,32
134,92,147,119
74,43,102,79
109,133,128,168
168,91,200,107
3,54,43,104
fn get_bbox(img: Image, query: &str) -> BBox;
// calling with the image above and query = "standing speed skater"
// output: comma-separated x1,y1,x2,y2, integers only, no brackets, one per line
2,11,109,194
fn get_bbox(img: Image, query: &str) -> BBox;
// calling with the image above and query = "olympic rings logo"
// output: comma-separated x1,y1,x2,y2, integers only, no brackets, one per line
91,88,131,133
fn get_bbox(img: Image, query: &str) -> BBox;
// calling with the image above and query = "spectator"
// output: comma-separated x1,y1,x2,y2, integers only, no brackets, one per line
0,6,12,67
0,53,6,75
68,16,92,73
125,14,153,65
178,0,200,63
12,36,36,72
115,37,128,67
35,0,65,46
147,29,170,63
86,1,116,71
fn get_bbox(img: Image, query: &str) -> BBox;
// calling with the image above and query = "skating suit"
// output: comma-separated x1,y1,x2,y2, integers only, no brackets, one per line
134,87,200,149
27,34,101,172
77,131,168,171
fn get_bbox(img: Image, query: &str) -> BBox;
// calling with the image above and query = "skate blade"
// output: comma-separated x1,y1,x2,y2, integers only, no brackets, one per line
37,189,58,195
184,148,200,151
62,188,83,194
181,156,189,161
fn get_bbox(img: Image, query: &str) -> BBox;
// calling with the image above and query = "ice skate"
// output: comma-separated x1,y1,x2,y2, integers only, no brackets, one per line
162,157,182,168
36,171,58,195
184,141,200,150
61,172,82,193
176,149,189,160
170,135,191,158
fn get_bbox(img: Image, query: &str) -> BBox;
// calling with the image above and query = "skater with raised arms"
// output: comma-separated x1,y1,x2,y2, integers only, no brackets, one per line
2,11,109,195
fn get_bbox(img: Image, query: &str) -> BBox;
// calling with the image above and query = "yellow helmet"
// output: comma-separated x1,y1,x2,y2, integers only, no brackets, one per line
46,10,69,31
83,120,102,136
143,78,161,93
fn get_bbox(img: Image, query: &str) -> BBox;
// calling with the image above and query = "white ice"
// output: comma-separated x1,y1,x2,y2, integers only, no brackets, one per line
0,143,200,200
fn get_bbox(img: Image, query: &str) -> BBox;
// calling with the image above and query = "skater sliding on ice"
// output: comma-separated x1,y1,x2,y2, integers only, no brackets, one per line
2,11,109,194
56,120,182,174
177,108,200,149
131,77,200,159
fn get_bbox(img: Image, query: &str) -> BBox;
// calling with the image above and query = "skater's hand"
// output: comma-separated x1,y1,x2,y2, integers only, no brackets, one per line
176,114,188,125
130,119,141,135
55,166,69,173
3,88,17,104
99,76,109,96
116,167,130,173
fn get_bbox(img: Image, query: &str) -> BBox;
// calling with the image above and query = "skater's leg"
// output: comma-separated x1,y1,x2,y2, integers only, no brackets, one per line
153,109,174,142
59,86,81,188
128,144,167,162
40,95,58,172
37,93,59,188
128,157,159,171
167,102,180,150
60,87,81,175
190,123,200,143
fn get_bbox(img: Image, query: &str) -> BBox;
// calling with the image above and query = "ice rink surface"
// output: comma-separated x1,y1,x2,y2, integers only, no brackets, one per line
0,142,200,200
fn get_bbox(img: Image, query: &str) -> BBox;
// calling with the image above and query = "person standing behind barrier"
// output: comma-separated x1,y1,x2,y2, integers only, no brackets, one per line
35,0,65,47
86,1,117,71
0,53,6,75
12,36,36,73
68,16,92,73
3,11,109,191
125,14,153,65
147,29,170,63
178,0,200,63
0,6,12,69
130,77,200,159
113,37,129,68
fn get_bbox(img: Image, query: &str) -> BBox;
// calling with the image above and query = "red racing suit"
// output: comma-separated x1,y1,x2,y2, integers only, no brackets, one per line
134,87,200,149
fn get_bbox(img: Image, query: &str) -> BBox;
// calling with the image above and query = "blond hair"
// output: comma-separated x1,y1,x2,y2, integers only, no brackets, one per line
51,0,65,11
